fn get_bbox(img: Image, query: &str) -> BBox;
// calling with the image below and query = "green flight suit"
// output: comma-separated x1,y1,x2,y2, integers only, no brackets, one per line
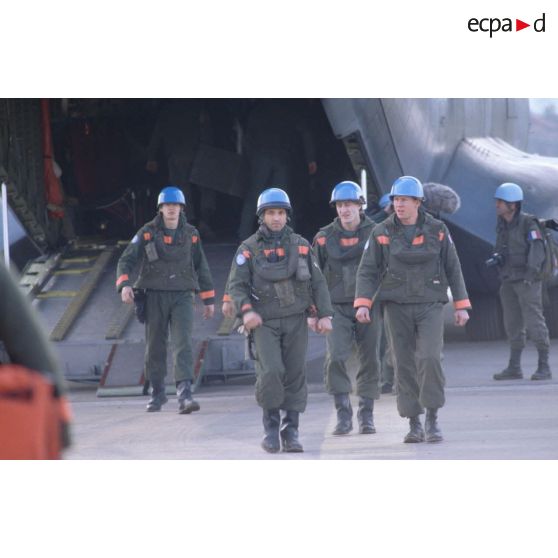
355,210,471,418
495,212,550,351
116,213,214,385
228,224,333,412
313,215,380,399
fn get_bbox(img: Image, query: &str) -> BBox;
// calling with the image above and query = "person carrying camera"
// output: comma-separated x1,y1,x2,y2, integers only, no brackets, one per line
491,183,552,381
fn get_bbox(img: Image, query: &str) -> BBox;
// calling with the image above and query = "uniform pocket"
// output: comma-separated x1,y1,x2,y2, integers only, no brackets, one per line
296,257,311,281
406,269,425,297
274,279,296,307
342,265,357,297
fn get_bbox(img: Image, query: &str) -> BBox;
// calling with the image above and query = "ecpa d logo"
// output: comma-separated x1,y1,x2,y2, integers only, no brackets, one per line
468,13,546,37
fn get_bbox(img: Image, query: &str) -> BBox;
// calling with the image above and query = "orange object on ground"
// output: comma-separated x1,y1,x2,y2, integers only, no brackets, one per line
0,365,71,460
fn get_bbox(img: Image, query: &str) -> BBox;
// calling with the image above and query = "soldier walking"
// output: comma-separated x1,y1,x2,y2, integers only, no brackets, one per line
355,176,471,443
116,186,215,413
312,181,381,435
228,188,333,453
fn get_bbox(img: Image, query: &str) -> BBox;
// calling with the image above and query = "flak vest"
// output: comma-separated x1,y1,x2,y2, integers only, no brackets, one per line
136,216,199,291
243,232,313,320
377,214,450,303
496,213,539,282
320,220,373,304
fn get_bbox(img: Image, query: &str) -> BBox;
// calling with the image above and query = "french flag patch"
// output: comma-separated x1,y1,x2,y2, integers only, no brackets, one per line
529,229,542,241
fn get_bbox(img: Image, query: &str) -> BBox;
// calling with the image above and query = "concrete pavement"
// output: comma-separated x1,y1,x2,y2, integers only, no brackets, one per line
64,336,558,459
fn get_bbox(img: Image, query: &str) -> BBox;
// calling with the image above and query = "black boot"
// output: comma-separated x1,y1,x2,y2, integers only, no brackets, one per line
332,394,353,435
176,380,200,414
425,408,443,443
403,416,425,443
146,381,168,412
280,411,304,453
357,397,376,434
493,348,523,380
531,349,552,380
261,409,281,453
381,382,393,394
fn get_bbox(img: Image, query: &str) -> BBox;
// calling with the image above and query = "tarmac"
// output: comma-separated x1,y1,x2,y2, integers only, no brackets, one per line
63,314,558,460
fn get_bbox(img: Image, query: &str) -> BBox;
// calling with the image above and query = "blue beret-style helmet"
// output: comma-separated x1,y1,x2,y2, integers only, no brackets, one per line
378,193,391,209
157,186,186,207
389,176,425,201
256,188,292,216
330,181,365,205
494,183,523,202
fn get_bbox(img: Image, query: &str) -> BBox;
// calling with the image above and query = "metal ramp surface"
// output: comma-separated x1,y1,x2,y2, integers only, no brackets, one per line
25,239,329,397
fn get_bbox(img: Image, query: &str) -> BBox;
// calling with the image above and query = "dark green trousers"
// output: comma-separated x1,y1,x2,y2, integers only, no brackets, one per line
324,302,381,399
500,280,550,351
379,308,395,385
144,290,194,385
252,313,308,412
384,301,445,418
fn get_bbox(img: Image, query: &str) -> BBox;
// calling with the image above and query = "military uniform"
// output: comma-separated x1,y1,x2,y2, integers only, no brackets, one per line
229,224,332,410
116,213,214,406
313,215,381,432
355,210,471,421
228,223,332,452
494,211,550,379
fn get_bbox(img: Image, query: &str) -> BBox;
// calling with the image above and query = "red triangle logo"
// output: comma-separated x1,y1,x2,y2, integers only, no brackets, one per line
516,19,530,31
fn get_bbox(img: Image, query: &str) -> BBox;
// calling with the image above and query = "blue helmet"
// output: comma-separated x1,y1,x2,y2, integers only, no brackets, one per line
256,188,292,216
494,182,523,203
157,186,186,207
389,176,424,200
329,181,365,205
378,193,391,210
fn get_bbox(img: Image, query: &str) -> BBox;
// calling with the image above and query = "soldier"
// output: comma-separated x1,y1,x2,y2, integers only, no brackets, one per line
228,188,334,453
491,182,552,381
116,186,215,413
355,176,471,443
312,181,381,435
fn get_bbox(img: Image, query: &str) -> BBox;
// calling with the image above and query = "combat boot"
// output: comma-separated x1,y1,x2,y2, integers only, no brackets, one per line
261,409,281,453
176,380,200,414
357,396,376,434
280,411,304,453
493,348,523,380
425,408,443,443
146,381,168,412
381,382,393,394
403,416,425,443
531,349,552,380
332,393,353,435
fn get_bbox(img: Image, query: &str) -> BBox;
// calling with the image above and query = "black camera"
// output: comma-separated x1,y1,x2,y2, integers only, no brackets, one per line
485,253,505,268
